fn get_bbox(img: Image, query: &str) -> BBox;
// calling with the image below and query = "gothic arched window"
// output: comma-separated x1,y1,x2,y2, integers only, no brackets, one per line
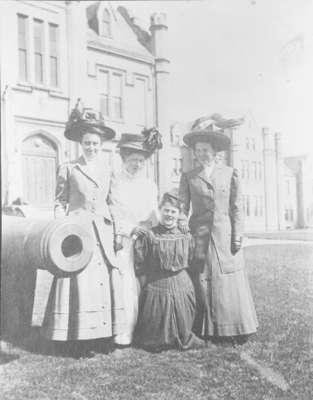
101,9,111,37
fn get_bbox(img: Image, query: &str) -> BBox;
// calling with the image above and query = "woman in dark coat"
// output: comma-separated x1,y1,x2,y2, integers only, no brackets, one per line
134,191,205,351
179,116,258,342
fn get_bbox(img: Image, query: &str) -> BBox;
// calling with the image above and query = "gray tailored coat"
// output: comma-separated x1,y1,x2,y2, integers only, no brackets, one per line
179,163,258,337
179,163,244,275
39,155,125,341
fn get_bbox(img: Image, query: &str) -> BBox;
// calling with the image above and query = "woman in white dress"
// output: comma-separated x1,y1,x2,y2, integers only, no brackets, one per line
108,129,162,345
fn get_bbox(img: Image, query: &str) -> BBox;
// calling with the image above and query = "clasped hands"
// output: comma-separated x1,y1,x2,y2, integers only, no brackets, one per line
114,226,150,253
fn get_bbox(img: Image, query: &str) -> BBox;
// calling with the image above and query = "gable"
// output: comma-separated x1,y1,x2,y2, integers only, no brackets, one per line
86,1,152,58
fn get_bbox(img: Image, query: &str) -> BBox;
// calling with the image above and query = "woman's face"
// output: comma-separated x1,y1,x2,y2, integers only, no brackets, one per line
123,152,146,175
194,141,216,166
159,202,180,229
80,133,102,161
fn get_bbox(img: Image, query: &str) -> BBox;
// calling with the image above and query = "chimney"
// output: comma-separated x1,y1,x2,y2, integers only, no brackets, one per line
150,13,171,193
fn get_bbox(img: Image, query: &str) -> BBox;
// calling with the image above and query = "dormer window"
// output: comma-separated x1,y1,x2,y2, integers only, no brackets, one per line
101,9,111,37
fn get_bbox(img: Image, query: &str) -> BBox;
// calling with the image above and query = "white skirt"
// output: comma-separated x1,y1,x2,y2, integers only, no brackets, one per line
114,236,140,345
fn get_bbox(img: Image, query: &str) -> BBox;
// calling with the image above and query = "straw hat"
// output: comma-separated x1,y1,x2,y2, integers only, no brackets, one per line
183,116,230,151
64,101,115,142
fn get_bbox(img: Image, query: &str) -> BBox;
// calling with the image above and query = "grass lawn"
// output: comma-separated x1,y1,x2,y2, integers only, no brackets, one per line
246,229,313,241
1,244,313,400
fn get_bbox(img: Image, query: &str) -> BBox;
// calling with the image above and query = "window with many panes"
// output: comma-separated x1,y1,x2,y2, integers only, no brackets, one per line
254,195,258,216
98,70,124,120
258,161,262,180
246,195,250,216
17,14,60,88
111,73,123,120
49,23,59,88
246,160,250,180
134,78,146,126
172,158,182,176
253,161,257,180
18,14,28,81
259,195,263,216
241,160,245,179
99,70,109,117
34,19,44,84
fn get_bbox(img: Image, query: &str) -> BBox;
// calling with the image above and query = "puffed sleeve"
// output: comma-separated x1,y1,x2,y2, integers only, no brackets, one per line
133,232,151,276
179,172,191,217
54,164,70,218
229,168,244,243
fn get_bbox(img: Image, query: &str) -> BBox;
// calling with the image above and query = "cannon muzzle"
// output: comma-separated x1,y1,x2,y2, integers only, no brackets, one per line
1,216,94,338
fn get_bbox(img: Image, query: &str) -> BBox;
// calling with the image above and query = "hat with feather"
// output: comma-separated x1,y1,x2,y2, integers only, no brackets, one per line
64,99,116,142
183,114,244,151
117,127,162,157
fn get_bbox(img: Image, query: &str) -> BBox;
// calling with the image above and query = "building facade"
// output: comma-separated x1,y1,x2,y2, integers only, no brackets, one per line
0,0,172,212
284,154,313,228
170,115,312,232
1,1,311,231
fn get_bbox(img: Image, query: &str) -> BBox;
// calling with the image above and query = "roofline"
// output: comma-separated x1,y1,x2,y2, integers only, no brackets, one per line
87,40,155,65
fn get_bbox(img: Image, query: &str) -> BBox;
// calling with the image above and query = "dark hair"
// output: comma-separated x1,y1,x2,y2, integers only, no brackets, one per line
159,194,182,211
191,140,218,153
119,147,149,161
80,130,104,144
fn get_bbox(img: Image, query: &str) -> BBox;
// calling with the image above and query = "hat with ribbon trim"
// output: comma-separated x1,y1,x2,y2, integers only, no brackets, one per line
64,99,116,142
183,114,243,151
118,127,163,156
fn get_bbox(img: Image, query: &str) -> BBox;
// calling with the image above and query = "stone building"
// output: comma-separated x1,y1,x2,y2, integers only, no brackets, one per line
1,1,311,231
0,0,172,212
170,114,312,232
284,154,313,228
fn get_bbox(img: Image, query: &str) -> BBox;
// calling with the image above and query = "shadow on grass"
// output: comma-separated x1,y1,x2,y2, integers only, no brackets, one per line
0,350,20,365
1,328,115,359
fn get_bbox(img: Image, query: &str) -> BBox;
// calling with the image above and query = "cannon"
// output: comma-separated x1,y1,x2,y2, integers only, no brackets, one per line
1,216,94,339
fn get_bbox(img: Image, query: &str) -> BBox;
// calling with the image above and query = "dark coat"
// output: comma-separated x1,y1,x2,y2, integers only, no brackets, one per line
179,163,244,274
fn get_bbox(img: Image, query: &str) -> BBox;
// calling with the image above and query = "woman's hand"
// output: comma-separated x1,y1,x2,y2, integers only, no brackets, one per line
231,238,242,254
131,226,148,238
114,234,124,252
178,219,189,234
138,275,147,288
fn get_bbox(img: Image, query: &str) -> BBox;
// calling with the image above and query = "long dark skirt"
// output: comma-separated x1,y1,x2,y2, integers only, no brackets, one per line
136,269,200,350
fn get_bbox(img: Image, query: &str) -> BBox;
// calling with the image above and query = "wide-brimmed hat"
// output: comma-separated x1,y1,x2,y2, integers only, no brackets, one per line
118,128,162,156
64,102,115,142
183,116,231,151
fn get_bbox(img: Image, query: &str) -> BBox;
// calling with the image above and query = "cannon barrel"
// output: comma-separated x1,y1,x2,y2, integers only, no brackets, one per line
1,216,94,338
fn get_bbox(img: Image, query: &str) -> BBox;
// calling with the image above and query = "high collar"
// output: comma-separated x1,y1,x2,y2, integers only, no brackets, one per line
75,155,109,187
157,223,180,234
121,165,145,180
197,162,221,186
82,153,99,165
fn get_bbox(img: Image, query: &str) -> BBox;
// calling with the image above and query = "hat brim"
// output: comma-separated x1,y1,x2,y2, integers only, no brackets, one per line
64,124,116,142
183,130,230,151
118,142,152,156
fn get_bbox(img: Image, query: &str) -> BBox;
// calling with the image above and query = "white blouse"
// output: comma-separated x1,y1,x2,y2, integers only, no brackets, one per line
108,168,159,237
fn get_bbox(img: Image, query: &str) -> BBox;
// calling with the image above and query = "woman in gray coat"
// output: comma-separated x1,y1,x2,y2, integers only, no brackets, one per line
179,116,258,343
41,105,124,349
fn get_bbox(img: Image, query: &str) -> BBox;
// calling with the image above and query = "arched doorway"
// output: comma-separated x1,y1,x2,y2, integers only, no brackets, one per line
21,134,58,209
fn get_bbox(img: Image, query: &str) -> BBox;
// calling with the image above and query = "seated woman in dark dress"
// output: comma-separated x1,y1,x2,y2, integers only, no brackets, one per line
134,191,205,351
